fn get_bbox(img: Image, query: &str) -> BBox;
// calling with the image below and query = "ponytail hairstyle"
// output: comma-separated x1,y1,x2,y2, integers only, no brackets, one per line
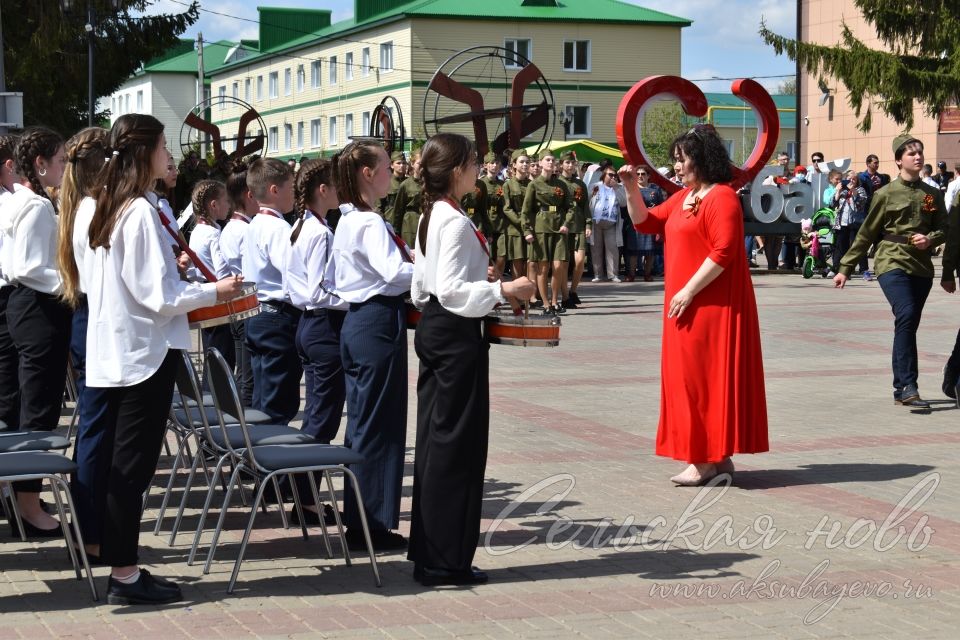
58,127,108,308
291,158,335,244
418,133,475,255
14,127,64,209
0,134,19,192
226,157,254,213
191,179,227,224
332,140,385,211
90,114,165,250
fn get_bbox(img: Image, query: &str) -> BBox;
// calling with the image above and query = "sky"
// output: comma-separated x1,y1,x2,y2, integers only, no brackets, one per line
147,0,797,93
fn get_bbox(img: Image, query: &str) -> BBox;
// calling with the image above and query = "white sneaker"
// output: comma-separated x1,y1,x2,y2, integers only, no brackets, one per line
611,277,622,283
591,277,601,283
826,271,836,277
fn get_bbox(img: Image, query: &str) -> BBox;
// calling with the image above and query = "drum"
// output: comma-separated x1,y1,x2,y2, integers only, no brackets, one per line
188,282,261,329
483,311,561,347
405,300,421,330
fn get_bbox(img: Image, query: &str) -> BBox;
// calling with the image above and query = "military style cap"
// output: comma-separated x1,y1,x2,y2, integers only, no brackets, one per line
483,151,499,164
560,150,577,162
510,148,529,162
528,152,539,162
892,133,921,156
391,151,406,162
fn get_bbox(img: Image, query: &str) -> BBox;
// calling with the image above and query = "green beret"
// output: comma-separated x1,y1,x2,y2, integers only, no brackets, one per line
529,152,539,162
390,151,406,162
892,133,920,156
510,148,529,162
559,150,577,162
483,151,499,164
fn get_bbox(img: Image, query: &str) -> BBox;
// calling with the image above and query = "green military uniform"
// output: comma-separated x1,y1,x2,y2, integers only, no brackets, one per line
480,171,506,258
391,176,423,250
840,177,948,279
521,174,575,262
381,173,404,222
502,175,530,261
558,173,591,253
461,179,491,237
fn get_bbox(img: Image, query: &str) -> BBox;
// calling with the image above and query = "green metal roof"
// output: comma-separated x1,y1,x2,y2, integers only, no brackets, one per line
141,40,241,76
704,92,796,129
218,0,690,73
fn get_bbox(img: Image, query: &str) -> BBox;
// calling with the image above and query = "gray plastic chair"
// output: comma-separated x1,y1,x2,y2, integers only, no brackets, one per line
0,451,98,601
0,431,71,541
200,348,381,593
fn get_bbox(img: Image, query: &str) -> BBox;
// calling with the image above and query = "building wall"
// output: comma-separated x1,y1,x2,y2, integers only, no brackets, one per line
106,74,200,161
800,0,960,174
207,16,684,158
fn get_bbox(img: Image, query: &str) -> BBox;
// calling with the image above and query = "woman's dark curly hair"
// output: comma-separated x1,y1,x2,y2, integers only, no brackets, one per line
670,124,733,185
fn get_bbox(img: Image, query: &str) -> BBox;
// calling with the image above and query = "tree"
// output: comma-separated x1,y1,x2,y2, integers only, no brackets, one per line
641,101,688,169
776,78,796,96
760,1,960,132
1,0,199,135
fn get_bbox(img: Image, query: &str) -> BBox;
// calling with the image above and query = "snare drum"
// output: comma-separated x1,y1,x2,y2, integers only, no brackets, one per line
483,311,561,347
188,282,261,329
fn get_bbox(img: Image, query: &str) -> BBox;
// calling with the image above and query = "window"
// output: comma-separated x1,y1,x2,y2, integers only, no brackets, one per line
380,42,394,72
136,90,144,111
125,94,130,113
345,113,354,140
268,71,278,98
244,78,251,102
328,116,337,146
296,65,304,92
361,111,371,135
504,38,531,68
256,75,263,100
361,48,370,77
268,126,278,152
297,121,304,149
562,105,591,138
111,97,117,115
786,141,799,165
284,68,291,95
284,124,292,150
310,118,321,147
563,40,590,72
310,61,321,88
232,81,239,99
345,52,353,81
217,86,225,110
329,56,337,84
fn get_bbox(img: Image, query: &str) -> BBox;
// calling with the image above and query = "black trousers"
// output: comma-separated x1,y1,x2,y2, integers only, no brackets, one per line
296,309,346,444
98,350,178,567
231,320,254,407
201,324,236,392
408,299,489,571
0,286,20,430
245,302,303,424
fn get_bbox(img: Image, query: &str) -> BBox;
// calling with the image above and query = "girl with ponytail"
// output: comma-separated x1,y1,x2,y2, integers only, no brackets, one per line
85,114,242,605
0,133,21,433
0,126,70,537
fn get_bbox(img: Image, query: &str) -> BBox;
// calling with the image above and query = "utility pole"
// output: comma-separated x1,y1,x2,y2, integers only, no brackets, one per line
196,32,204,107
87,0,95,125
0,0,7,134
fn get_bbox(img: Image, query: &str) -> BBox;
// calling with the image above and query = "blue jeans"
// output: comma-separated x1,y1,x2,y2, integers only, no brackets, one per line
877,269,932,395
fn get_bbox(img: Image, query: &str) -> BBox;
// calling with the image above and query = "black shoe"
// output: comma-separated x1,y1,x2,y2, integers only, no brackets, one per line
8,517,62,539
942,364,959,399
106,569,182,605
345,528,407,552
289,503,339,527
555,303,567,314
896,386,929,409
529,300,543,309
541,306,556,316
415,565,489,586
568,292,581,305
563,299,578,309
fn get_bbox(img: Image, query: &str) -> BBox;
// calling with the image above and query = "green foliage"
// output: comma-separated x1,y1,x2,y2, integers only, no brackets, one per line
1,0,199,135
641,101,688,168
760,0,960,132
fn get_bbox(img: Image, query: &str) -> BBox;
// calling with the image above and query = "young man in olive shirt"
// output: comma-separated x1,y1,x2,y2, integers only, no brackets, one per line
521,150,574,315
380,150,408,221
558,151,591,307
391,150,423,249
835,134,949,408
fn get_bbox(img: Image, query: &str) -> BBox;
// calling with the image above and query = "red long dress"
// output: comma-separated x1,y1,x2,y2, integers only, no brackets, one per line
636,184,768,463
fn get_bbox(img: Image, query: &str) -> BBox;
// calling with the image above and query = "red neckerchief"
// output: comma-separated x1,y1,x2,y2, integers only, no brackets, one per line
385,221,413,263
258,207,284,220
230,212,251,223
442,196,489,257
152,202,218,282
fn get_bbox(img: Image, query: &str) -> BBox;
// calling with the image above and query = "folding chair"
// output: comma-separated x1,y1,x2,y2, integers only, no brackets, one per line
0,431,71,541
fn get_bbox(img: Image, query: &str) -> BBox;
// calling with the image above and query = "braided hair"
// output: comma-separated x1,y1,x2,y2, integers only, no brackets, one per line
418,133,475,256
291,158,334,244
333,140,385,212
191,179,226,224
58,127,109,308
14,127,64,209
226,157,254,213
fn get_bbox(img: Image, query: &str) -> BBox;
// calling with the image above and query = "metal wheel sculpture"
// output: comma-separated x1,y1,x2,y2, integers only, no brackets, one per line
349,95,406,154
179,96,267,162
422,45,555,159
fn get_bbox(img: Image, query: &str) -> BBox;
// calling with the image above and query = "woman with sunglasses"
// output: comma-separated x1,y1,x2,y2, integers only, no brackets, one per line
588,167,625,282
619,124,768,486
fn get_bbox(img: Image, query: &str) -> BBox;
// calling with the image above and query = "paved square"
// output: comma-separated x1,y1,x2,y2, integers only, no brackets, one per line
2,267,959,639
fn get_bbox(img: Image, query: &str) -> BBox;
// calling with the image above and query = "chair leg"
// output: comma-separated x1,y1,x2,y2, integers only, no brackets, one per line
5,483,27,542
342,469,381,587
187,453,229,566
288,473,309,542
203,464,242,574
226,472,272,594
168,441,208,546
153,429,194,535
308,472,333,560
272,476,290,529
51,475,98,601
323,470,349,564
48,477,81,580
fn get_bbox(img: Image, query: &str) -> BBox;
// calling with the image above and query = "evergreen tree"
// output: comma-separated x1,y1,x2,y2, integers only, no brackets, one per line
760,0,960,132
1,0,199,135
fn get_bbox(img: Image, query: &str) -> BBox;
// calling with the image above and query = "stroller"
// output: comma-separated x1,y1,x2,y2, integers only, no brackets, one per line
801,208,837,279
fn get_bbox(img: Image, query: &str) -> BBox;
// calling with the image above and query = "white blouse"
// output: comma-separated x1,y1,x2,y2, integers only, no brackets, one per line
85,197,217,387
284,211,348,311
189,221,233,280
412,200,504,318
332,204,413,303
72,197,97,295
220,213,250,275
0,188,62,294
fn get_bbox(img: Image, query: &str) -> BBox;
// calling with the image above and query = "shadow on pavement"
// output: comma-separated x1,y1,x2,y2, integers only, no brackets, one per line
732,463,936,490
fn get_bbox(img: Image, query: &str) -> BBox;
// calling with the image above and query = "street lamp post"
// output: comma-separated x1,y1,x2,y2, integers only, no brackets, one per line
60,0,121,126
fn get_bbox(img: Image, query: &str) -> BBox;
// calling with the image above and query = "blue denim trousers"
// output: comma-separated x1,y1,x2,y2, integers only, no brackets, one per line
877,269,932,395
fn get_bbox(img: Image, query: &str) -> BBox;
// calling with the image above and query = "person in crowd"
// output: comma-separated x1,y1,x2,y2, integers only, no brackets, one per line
85,114,242,603
921,164,938,188
830,171,869,277
0,127,71,535
462,174,491,245
479,151,507,277
761,151,790,269
620,124,769,485
0,134,20,434
391,149,423,249
934,160,952,194
834,134,948,409
858,153,891,211
588,166,625,282
331,140,413,551
502,150,531,290
558,151,590,306
380,151,407,221
628,167,666,282
944,162,960,211
408,132,534,586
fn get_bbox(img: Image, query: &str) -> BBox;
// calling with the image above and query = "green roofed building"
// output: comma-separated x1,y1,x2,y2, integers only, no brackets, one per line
207,0,690,160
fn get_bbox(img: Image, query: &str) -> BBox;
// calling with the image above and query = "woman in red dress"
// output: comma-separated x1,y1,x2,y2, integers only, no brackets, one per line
619,124,768,486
